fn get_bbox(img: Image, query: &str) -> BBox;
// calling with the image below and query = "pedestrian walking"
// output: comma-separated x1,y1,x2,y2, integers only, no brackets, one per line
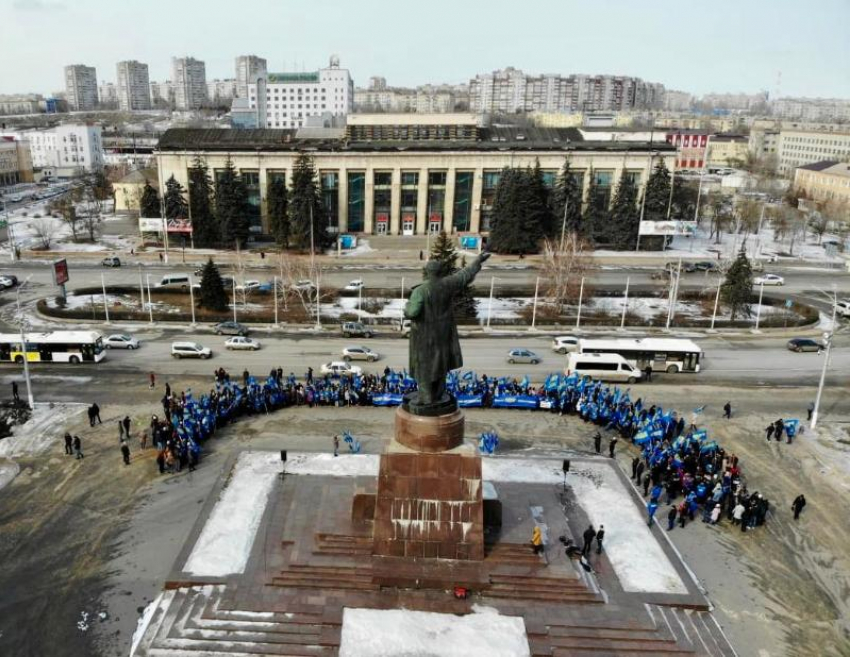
732,501,745,525
792,494,806,520
595,525,605,554
156,449,166,474
667,505,678,530
644,364,653,382
73,435,83,459
723,402,732,419
531,526,543,555
122,415,131,439
765,423,775,441
120,440,131,466
165,382,171,399
710,504,722,524
635,460,645,483
774,419,784,442
91,403,101,424
643,473,651,497
333,435,340,457
593,431,602,454
647,501,659,527
581,525,596,557
149,372,156,390
608,436,617,458
64,432,73,455
12,381,19,402
631,456,640,479
807,401,814,421
140,430,147,451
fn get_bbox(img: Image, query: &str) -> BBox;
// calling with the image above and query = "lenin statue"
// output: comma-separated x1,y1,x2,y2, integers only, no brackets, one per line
404,252,490,414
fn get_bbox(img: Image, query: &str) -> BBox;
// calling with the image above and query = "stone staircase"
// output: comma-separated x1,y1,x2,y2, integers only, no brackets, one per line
485,541,548,566
484,572,604,605
312,533,372,557
132,585,340,656
270,564,378,592
527,617,694,656
646,604,738,657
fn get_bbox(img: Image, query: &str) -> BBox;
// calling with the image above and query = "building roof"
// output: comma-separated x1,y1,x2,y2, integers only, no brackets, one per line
155,127,675,154
796,160,850,176
116,168,159,186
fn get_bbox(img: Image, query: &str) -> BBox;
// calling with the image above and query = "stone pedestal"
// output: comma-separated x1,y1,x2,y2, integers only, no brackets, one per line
371,406,485,566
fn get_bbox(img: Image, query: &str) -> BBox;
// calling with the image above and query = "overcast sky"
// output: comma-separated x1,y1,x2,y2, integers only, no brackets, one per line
2,0,849,98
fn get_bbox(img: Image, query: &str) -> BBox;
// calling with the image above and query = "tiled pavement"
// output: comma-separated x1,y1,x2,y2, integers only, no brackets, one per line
134,457,737,656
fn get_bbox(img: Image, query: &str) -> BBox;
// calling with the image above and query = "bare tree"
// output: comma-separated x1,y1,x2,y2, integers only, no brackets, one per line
30,217,58,250
277,252,323,319
735,198,762,240
541,234,594,311
808,212,829,245
51,195,81,242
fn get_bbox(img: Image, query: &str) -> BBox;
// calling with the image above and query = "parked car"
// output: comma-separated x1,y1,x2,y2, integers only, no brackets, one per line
292,279,315,291
686,261,717,273
786,338,823,353
344,279,365,292
507,348,541,365
103,334,140,350
0,275,17,289
754,274,784,286
171,341,212,359
101,256,121,267
214,321,249,336
342,322,374,338
835,299,850,318
551,336,580,354
320,361,362,376
399,319,411,336
157,274,191,289
235,279,262,292
225,336,261,351
342,345,380,362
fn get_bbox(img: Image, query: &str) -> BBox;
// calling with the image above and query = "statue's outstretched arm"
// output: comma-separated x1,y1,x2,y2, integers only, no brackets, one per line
446,252,491,290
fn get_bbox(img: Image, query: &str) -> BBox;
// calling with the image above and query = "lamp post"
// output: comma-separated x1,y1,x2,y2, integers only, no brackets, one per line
273,276,279,328
530,276,540,331
811,288,838,430
188,273,196,326
486,276,497,329
101,273,110,324
753,281,765,332
232,277,237,323
710,280,721,331
145,274,154,324
575,276,585,330
619,276,630,330
15,276,34,409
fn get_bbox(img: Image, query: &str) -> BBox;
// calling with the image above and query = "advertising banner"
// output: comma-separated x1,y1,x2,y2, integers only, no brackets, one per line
52,259,69,286
166,217,193,234
639,220,698,236
138,217,165,233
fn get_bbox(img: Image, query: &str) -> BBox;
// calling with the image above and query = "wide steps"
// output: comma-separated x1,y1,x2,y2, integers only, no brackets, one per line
648,605,737,657
485,542,546,564
551,645,694,656
314,533,372,556
271,576,378,591
484,589,601,604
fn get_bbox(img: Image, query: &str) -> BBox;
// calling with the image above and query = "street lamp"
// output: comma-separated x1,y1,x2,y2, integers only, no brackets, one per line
811,288,838,430
15,276,34,410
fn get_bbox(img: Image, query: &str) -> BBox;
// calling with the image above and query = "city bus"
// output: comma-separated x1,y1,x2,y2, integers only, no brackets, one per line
0,331,106,364
577,338,702,374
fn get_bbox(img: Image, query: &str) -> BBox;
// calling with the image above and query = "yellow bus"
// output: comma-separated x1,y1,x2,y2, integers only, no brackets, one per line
0,331,106,364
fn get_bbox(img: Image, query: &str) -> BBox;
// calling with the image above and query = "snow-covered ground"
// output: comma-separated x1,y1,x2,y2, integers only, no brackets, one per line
339,606,529,657
182,451,279,577
204,452,686,594
0,402,87,459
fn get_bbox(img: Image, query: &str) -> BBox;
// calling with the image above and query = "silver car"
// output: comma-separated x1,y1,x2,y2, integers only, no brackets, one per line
507,348,541,365
342,345,380,362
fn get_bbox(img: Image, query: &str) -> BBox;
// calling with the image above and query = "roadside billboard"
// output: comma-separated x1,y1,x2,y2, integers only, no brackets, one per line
639,220,697,236
52,259,69,286
166,217,193,234
138,217,165,233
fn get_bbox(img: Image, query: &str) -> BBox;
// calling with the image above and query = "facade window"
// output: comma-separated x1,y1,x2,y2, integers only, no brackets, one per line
241,170,262,234
373,171,392,234
452,171,473,232
401,170,419,234
541,169,558,188
427,170,447,232
592,170,613,210
347,171,365,232
480,170,501,231
320,171,339,233
622,170,641,186
268,170,285,186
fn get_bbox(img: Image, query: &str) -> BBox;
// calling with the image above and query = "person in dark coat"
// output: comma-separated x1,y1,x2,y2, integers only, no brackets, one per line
765,424,775,441
643,473,652,497
12,381,19,402
608,437,617,458
635,460,645,483
593,431,602,454
64,432,73,455
723,402,732,419
91,403,102,424
631,456,640,479
595,525,605,554
774,419,784,442
667,505,678,530
792,494,806,520
73,435,83,459
120,441,131,466
122,415,131,438
581,525,596,557
156,449,166,474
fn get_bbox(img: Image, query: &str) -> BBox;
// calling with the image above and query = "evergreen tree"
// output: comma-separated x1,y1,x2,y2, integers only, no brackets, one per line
163,175,188,220
604,176,640,250
268,175,290,248
139,181,160,217
488,168,546,254
721,248,753,320
198,258,228,311
530,159,556,237
188,156,219,247
581,167,605,246
551,158,585,239
288,153,327,252
215,156,250,247
429,230,477,319
642,159,672,218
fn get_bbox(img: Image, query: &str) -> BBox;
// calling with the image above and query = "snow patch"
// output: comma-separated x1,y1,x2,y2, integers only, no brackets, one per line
129,594,161,657
0,402,87,459
339,606,529,657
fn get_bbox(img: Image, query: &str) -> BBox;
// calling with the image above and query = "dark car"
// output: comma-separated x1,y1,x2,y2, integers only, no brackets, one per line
684,261,717,273
214,321,249,336
786,338,823,353
102,256,121,267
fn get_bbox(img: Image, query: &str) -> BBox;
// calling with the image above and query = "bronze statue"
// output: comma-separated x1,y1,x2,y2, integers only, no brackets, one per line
404,252,490,414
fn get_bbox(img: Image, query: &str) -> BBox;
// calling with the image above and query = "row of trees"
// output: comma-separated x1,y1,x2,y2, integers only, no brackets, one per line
141,153,329,251
488,158,685,254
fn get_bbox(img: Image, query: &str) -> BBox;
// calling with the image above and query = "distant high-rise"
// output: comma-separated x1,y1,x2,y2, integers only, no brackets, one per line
64,64,98,111
235,55,267,98
172,57,207,110
116,60,151,111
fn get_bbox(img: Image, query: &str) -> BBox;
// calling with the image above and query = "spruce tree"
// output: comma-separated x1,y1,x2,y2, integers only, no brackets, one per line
530,159,555,237
268,175,290,248
581,167,604,246
188,156,219,247
721,248,753,320
642,159,672,218
429,230,477,319
551,158,585,239
488,168,545,254
605,176,640,250
198,258,228,311
215,156,250,248
139,181,160,217
163,175,188,220
288,153,326,252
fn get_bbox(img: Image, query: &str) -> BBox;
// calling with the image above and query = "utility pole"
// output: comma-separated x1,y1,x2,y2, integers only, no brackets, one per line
619,276,630,330
530,276,540,330
486,276,496,329
188,273,196,326
811,288,837,429
575,277,585,329
16,276,34,410
753,281,765,332
101,273,110,324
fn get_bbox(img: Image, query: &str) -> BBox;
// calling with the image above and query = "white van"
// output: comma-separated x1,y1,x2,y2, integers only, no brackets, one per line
566,352,643,384
157,274,191,289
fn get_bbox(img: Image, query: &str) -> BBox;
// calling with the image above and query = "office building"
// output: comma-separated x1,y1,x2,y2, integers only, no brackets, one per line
0,137,33,186
172,57,207,110
706,135,749,168
793,161,850,205
0,94,43,115
664,132,710,170
469,68,666,114
247,55,352,129
235,55,267,98
155,113,674,238
354,78,466,113
1,123,103,173
64,64,98,111
777,128,850,175
116,60,152,111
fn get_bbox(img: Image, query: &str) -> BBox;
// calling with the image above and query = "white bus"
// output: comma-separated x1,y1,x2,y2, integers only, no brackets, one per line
577,338,702,374
0,331,106,364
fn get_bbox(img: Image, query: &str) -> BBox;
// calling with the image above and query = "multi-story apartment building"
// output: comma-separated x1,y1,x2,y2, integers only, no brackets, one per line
0,94,43,115
354,79,466,114
664,132,710,170
664,90,693,112
155,113,675,238
98,82,118,107
235,55,267,98
469,68,666,114
0,137,33,186
699,91,768,111
793,161,850,205
1,124,103,173
150,80,175,107
207,79,238,106
116,60,152,111
772,97,850,122
247,56,353,129
172,57,207,110
777,128,850,176
64,64,98,111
